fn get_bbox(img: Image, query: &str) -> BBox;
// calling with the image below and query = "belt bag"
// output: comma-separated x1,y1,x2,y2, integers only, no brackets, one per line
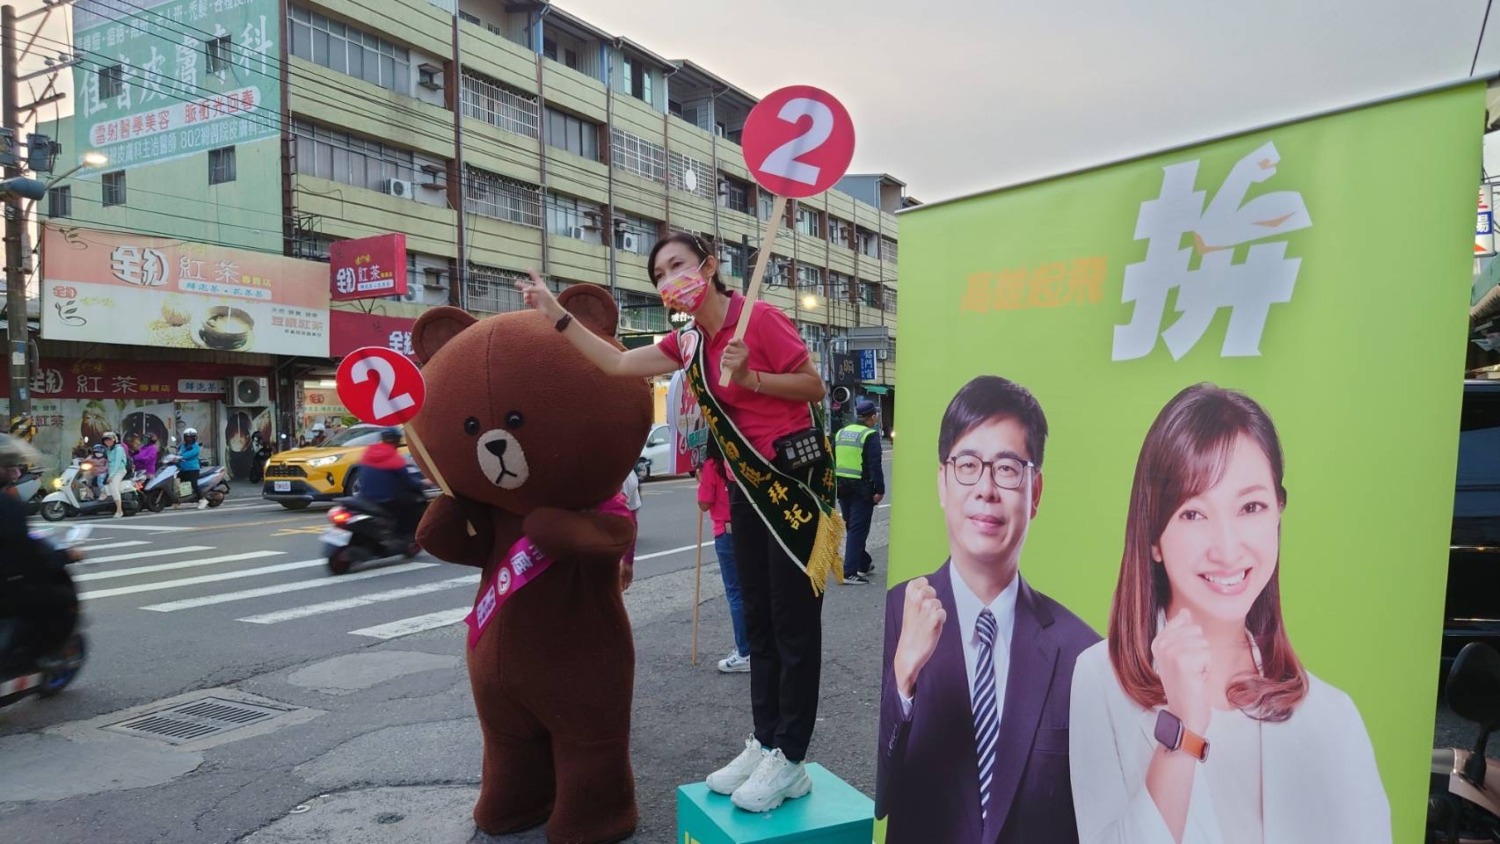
772,427,829,474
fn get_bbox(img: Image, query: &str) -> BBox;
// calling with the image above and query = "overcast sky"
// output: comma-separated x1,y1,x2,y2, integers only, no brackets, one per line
13,0,1500,202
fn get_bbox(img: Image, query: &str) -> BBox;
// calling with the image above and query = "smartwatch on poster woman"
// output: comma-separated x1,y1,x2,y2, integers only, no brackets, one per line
1155,709,1209,762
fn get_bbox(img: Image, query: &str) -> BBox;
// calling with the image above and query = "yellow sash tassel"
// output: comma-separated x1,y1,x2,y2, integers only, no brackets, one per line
805,509,847,596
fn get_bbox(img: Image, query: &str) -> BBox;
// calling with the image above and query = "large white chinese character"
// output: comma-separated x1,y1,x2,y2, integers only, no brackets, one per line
175,35,199,95
79,66,109,118
215,260,239,284
113,55,134,110
139,45,168,105
388,330,413,356
1112,141,1312,362
111,376,138,395
240,15,274,76
112,245,169,286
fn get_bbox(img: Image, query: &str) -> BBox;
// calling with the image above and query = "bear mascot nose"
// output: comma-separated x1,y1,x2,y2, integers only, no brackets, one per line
485,438,508,458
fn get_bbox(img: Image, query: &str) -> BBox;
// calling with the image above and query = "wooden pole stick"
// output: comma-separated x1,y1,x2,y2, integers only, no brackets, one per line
404,426,476,536
692,510,704,665
719,194,788,387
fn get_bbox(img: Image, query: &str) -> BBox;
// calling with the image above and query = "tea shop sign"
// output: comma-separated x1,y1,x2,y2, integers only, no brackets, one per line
40,224,331,357
330,233,408,301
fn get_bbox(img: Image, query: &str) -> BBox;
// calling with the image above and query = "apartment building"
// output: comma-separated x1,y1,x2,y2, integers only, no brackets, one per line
31,0,904,471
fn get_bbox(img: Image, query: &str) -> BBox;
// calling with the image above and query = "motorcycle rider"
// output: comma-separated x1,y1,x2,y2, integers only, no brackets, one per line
0,435,80,668
134,433,160,475
178,428,206,510
355,428,424,541
102,432,129,518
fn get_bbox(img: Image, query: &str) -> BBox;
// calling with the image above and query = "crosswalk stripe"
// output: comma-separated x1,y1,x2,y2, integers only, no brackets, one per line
74,540,149,552
635,541,713,561
74,551,285,582
79,559,328,600
237,574,480,624
139,562,438,612
83,545,215,564
349,608,469,640
69,524,196,532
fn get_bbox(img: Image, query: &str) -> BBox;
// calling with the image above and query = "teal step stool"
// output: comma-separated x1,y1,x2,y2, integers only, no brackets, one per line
677,764,874,844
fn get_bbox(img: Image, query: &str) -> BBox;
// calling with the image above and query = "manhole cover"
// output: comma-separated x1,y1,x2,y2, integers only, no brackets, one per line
102,696,294,744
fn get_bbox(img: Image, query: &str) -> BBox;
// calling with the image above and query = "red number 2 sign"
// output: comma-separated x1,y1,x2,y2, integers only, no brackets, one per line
336,346,426,426
742,85,856,199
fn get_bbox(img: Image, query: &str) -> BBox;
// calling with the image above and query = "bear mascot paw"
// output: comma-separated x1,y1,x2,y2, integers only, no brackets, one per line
407,285,653,844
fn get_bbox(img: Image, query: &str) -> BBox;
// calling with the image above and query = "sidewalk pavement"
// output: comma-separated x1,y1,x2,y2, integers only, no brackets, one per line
241,513,893,842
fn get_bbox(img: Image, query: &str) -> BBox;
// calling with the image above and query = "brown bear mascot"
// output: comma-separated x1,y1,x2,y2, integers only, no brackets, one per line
407,285,652,844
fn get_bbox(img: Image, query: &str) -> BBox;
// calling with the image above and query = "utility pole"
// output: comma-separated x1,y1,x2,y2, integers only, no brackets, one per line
3,3,25,425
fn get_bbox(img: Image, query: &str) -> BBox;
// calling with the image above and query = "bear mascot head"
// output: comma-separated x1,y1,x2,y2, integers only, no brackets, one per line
406,284,652,844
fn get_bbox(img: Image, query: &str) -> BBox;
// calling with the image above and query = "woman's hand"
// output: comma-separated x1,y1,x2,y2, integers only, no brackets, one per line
1151,608,1211,734
722,339,753,387
620,561,634,592
515,269,565,322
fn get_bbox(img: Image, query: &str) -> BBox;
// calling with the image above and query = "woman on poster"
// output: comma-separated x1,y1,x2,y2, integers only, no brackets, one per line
515,232,840,815
1068,383,1389,844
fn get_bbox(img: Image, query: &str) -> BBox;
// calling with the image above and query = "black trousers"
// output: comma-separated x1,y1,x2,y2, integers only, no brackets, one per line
729,484,823,762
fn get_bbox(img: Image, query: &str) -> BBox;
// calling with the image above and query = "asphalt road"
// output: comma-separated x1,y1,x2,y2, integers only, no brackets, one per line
0,451,1479,842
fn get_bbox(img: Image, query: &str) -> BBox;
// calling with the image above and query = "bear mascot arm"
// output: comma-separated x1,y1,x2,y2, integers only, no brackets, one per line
522,506,633,566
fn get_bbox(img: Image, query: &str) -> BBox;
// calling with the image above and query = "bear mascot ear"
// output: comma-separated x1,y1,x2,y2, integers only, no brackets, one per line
558,285,621,340
412,306,479,364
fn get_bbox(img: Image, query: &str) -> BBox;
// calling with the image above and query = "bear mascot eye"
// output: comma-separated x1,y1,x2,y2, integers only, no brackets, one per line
505,411,524,429
464,416,480,436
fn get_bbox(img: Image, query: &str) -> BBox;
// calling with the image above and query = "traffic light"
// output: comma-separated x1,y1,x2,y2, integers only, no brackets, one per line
831,385,853,406
0,177,47,200
0,128,16,168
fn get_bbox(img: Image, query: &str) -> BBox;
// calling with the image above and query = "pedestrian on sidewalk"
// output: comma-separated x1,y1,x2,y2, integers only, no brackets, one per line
834,398,885,584
620,466,642,591
102,432,129,518
699,450,749,674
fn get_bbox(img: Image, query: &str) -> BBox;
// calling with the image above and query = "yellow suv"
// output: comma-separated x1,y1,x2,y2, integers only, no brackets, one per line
261,424,411,510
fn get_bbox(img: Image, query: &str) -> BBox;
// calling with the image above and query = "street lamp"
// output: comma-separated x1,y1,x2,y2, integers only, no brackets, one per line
801,293,819,310
42,150,107,191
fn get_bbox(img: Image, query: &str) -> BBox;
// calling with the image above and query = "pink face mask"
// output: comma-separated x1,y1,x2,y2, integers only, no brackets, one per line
659,260,709,313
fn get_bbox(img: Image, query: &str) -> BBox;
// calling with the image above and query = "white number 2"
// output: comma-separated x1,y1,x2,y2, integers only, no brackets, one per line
351,356,415,420
757,98,835,186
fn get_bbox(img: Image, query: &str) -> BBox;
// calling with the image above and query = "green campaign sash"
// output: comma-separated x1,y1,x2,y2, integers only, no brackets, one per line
682,326,844,595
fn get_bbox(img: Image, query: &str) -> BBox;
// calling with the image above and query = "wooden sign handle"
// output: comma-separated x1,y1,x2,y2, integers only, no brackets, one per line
719,194,788,387
405,426,476,537
692,510,704,665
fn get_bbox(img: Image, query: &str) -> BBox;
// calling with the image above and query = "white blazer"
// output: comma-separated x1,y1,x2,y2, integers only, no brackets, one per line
1068,641,1390,843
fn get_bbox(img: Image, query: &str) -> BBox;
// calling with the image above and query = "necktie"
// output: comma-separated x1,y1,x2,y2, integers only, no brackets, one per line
972,607,999,827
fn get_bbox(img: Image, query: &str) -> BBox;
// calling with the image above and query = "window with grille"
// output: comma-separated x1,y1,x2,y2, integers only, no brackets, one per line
291,119,420,190
827,272,851,302
794,207,822,238
99,64,124,98
718,174,750,214
46,186,71,219
205,36,232,73
461,70,541,139
288,6,410,95
610,128,666,183
464,166,543,227
544,107,599,160
616,289,669,332
883,286,898,313
465,264,529,314
668,151,711,198
758,193,775,221
546,193,600,238
860,281,881,307
880,237,899,263
208,146,237,184
102,171,126,206
829,217,852,248
718,243,743,279
796,265,822,290
613,212,657,253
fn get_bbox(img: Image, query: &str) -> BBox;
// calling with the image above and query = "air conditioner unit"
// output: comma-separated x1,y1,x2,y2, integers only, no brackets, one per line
566,225,587,239
381,178,413,198
620,233,642,252
229,376,269,406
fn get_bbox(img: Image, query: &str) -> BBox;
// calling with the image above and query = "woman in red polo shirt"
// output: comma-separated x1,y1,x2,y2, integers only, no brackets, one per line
516,232,834,814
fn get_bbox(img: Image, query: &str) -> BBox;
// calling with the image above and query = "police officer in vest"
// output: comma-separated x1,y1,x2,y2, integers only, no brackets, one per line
834,397,885,584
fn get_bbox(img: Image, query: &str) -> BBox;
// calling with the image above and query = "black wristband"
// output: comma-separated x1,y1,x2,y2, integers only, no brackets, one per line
555,312,573,332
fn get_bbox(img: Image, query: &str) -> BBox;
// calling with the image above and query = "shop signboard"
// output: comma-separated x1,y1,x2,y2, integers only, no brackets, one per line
41,224,330,357
72,0,282,169
330,234,409,301
329,301,424,359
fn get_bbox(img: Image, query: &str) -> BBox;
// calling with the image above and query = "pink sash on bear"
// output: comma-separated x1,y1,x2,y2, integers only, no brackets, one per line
465,495,633,649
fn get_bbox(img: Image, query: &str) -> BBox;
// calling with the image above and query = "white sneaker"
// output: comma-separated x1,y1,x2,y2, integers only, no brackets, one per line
731,748,812,813
197,500,208,510
706,735,766,795
717,651,750,674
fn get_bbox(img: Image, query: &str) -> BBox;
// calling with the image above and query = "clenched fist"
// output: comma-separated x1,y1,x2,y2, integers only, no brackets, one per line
893,577,946,698
1151,608,1211,735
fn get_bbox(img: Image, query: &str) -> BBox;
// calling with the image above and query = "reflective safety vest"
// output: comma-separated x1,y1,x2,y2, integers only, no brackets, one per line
834,424,875,480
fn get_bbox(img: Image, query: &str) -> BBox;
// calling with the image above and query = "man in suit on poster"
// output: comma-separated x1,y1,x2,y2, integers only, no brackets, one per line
876,375,1100,843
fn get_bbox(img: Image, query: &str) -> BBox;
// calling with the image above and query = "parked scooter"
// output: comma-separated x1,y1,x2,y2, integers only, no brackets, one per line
39,457,141,521
140,451,230,511
11,467,44,515
1429,642,1500,842
0,525,89,708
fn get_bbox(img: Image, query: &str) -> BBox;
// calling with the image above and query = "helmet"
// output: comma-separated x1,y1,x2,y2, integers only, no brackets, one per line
0,433,41,469
145,433,158,444
102,430,118,442
379,427,401,444
183,428,198,438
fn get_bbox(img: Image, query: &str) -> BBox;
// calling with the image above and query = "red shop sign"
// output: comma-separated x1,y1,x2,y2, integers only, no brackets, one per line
329,309,417,360
2,358,266,400
330,233,409,301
